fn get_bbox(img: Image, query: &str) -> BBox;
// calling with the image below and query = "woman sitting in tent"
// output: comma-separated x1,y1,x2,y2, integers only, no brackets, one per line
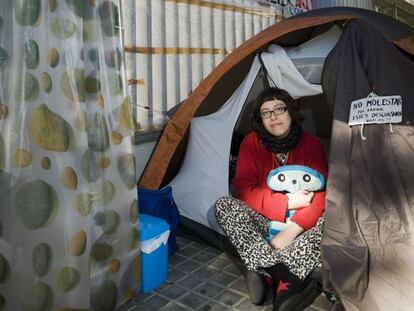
214,87,327,310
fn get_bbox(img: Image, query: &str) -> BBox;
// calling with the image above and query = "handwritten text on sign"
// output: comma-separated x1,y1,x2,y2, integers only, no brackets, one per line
348,95,402,126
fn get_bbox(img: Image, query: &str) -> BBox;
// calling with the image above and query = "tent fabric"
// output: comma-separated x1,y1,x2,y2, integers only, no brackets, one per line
286,25,342,59
138,14,357,190
262,45,322,97
321,19,414,311
139,9,414,190
292,7,414,41
168,46,323,234
286,25,342,84
168,58,261,233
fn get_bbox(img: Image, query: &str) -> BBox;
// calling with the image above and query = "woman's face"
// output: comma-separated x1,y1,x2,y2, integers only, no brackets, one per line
260,99,292,138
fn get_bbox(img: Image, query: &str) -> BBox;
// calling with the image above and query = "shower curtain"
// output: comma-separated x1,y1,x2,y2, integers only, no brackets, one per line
0,1,140,310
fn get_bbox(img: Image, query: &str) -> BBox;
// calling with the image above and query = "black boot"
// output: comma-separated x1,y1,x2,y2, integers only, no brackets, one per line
273,270,321,311
245,270,273,305
265,264,321,311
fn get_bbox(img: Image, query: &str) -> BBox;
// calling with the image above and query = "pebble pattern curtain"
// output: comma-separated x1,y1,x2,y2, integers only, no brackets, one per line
0,1,140,310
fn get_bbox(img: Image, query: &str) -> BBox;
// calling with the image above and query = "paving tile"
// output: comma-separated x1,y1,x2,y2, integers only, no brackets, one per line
169,253,188,267
224,262,244,276
168,268,188,282
143,295,171,310
116,233,331,311
192,251,217,263
117,301,147,311
194,281,225,299
228,278,248,295
133,291,153,302
218,252,239,261
124,303,151,311
210,272,238,287
306,303,333,311
198,301,229,311
312,293,333,310
214,289,245,307
193,266,220,280
162,302,192,311
178,292,209,309
177,235,194,244
204,246,222,255
176,259,202,273
154,281,172,293
233,298,264,311
190,241,210,250
178,246,201,258
176,274,205,290
160,285,188,300
209,258,233,270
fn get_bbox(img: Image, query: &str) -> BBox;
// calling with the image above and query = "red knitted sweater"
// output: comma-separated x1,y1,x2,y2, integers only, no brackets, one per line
233,131,328,230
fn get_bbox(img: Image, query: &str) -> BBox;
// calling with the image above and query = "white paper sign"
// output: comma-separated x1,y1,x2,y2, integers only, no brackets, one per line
348,95,402,126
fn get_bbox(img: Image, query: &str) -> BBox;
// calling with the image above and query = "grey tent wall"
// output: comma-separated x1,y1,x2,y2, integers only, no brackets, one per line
321,19,414,311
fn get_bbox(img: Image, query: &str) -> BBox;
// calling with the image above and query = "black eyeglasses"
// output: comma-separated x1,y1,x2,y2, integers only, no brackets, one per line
260,107,288,119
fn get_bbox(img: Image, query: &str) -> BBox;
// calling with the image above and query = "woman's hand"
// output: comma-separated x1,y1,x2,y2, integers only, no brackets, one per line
287,190,314,210
270,222,304,250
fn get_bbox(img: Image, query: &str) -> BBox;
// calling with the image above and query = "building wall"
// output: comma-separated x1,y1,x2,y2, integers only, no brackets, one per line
313,0,373,9
122,0,283,134
373,0,414,27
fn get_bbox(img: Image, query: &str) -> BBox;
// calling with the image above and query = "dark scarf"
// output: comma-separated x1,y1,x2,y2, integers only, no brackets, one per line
256,122,302,154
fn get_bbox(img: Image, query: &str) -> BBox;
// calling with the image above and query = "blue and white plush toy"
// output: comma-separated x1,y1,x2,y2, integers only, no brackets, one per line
265,165,325,241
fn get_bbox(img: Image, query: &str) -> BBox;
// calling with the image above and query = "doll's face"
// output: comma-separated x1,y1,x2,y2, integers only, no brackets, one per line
267,165,325,194
260,99,292,138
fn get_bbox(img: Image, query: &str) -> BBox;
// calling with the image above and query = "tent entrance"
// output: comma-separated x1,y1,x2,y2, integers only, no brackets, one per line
168,24,343,247
229,92,333,194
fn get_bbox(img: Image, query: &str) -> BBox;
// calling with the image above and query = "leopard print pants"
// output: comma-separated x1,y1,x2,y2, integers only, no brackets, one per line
214,196,324,280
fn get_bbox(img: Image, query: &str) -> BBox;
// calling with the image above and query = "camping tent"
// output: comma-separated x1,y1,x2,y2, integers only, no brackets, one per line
139,7,414,311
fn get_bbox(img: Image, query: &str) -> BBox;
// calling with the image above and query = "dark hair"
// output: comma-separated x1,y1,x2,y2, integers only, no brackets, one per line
252,87,304,131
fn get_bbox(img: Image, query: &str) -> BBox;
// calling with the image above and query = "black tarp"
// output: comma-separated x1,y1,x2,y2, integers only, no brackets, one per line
321,19,414,311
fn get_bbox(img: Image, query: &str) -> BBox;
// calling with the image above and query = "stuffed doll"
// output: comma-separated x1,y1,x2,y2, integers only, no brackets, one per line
265,165,325,241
